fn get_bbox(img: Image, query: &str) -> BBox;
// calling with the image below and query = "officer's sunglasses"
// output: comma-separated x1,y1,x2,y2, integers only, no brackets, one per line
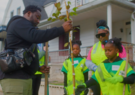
96,33,108,38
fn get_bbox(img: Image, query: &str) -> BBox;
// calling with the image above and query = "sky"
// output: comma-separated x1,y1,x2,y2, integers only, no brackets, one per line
0,0,9,25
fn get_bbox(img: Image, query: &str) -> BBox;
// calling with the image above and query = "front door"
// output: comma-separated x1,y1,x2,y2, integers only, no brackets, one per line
126,28,131,43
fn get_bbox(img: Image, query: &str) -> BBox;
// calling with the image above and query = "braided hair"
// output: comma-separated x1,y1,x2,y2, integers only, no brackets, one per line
103,37,123,53
72,40,82,48
96,20,109,33
68,40,82,58
96,20,109,29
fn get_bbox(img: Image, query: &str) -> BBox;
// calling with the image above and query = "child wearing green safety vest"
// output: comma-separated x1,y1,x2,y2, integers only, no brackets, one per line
61,40,89,95
76,37,135,95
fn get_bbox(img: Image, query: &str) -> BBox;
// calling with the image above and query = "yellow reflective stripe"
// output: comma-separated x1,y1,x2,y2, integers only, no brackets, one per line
63,60,68,71
66,58,86,95
35,71,42,75
95,61,131,95
97,66,105,82
93,42,99,54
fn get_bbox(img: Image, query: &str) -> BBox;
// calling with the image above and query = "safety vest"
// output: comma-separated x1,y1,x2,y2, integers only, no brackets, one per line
95,60,131,95
35,49,45,75
63,58,86,95
91,41,107,66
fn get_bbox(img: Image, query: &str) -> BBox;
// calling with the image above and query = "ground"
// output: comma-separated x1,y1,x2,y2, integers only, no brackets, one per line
131,83,135,95
0,91,3,95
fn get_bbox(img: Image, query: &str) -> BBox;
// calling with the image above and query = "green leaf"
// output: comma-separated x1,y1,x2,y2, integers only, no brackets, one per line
59,15,66,20
56,10,61,16
66,5,70,9
68,1,71,5
52,18,56,22
52,13,56,16
64,42,69,47
48,17,52,21
57,7,62,11
54,2,61,8
76,27,80,29
72,7,78,12
64,18,67,21
73,30,78,32
69,12,77,16
52,13,58,18
69,12,74,16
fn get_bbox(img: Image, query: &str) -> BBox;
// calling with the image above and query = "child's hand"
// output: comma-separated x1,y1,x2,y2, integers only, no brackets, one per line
64,87,67,95
105,76,123,84
75,83,87,95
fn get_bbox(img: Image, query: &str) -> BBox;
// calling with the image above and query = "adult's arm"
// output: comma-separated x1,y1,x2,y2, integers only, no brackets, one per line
10,18,71,43
85,60,97,71
85,78,99,88
14,22,65,43
84,72,88,82
86,47,93,60
63,72,67,87
83,72,89,95
119,45,126,60
86,47,98,71
122,74,135,84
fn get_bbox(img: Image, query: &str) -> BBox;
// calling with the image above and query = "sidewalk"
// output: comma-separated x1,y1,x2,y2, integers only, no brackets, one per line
0,85,3,95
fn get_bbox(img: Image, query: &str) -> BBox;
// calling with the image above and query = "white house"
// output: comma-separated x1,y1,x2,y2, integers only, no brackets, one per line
1,0,135,54
0,0,54,51
1,0,135,82
38,0,135,55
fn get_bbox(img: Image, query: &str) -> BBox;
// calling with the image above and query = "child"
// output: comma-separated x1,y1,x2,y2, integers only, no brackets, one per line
76,38,135,95
61,41,89,95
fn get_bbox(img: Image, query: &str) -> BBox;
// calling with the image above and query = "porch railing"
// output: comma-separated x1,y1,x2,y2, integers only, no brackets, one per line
48,46,92,64
48,44,135,66
75,0,95,7
75,0,134,7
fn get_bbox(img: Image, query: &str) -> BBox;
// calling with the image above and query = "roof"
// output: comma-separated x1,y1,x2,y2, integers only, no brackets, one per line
23,0,56,20
43,0,57,5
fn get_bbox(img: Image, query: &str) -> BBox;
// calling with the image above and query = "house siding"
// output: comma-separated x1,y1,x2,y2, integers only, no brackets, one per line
113,19,131,42
45,4,55,17
48,18,96,56
49,37,59,51
3,0,25,25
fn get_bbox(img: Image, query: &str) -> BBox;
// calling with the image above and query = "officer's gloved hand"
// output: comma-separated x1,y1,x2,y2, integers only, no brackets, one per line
106,76,123,84
75,83,87,95
64,87,67,95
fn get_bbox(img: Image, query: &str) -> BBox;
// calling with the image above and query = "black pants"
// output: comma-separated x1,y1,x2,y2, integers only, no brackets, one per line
90,84,100,95
32,74,42,95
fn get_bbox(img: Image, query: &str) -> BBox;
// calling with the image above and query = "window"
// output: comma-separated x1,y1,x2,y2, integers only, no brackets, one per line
17,7,21,15
59,26,80,50
10,11,14,18
76,0,82,6
85,0,89,3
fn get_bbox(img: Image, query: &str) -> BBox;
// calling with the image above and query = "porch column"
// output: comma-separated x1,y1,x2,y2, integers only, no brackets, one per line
131,11,135,71
107,3,112,39
131,11,135,44
0,41,2,51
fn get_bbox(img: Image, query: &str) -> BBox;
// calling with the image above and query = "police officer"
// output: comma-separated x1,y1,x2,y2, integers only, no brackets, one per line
0,5,72,95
